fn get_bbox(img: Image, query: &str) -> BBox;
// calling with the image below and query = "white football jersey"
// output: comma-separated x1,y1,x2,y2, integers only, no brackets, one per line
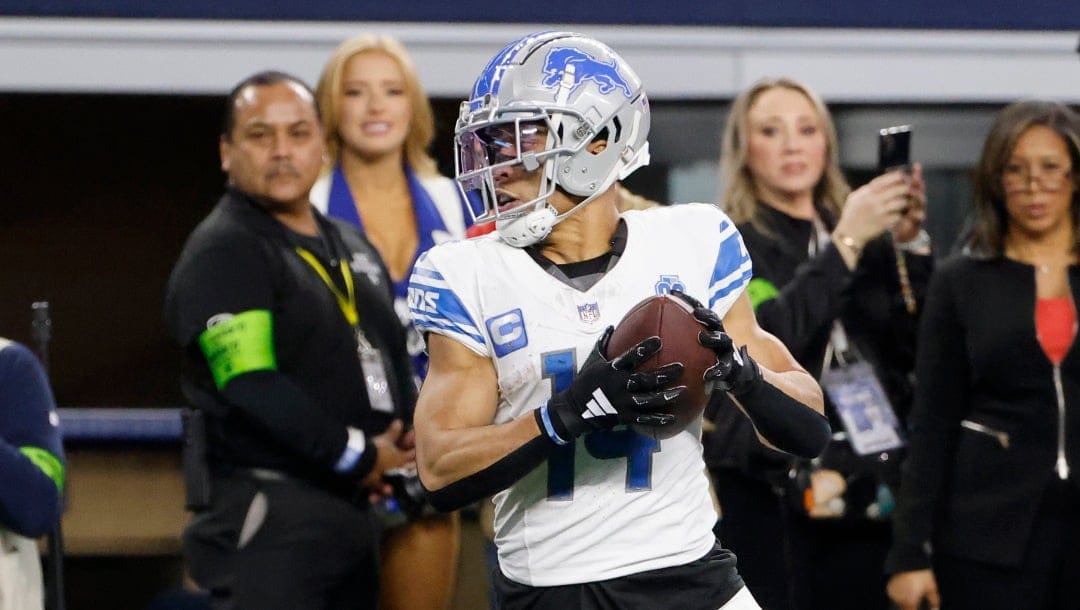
409,203,752,586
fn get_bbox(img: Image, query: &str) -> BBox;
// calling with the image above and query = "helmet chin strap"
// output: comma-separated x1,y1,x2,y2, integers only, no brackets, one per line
495,183,611,248
496,142,622,249
495,148,561,248
496,204,558,248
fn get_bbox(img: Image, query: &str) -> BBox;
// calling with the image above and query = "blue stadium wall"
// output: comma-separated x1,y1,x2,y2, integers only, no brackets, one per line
3,0,1079,30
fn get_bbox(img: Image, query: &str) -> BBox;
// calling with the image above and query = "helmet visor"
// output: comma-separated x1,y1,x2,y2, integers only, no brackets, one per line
458,121,549,177
456,120,555,223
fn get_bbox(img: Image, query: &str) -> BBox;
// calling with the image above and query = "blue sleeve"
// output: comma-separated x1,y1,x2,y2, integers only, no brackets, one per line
408,253,488,355
0,340,64,537
708,216,753,311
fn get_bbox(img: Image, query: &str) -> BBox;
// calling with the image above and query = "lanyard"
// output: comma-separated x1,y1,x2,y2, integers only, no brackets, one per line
295,247,359,327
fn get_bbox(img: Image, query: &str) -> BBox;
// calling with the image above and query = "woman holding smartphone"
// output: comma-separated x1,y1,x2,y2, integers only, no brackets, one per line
704,76,932,610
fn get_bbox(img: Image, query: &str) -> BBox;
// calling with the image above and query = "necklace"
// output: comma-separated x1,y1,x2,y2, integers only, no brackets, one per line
1020,259,1069,275
1005,234,1077,275
893,242,918,314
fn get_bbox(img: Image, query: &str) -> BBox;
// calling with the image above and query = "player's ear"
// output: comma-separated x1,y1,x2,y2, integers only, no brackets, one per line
586,139,608,155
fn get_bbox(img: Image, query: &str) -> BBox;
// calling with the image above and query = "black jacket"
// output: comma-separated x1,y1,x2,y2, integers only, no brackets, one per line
164,189,416,499
705,204,932,478
886,254,1080,572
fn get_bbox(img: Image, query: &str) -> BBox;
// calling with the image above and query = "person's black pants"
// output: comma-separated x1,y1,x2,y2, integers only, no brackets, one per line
711,470,809,610
493,542,745,610
711,468,892,610
183,473,379,610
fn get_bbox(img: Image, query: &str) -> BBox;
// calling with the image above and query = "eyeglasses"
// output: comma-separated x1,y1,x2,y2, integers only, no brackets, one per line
1001,162,1074,193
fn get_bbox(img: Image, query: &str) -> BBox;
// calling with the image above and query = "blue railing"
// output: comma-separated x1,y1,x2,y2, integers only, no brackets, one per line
57,407,183,444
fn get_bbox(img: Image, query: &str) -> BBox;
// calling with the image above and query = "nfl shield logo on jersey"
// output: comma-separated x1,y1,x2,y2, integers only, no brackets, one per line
577,302,601,323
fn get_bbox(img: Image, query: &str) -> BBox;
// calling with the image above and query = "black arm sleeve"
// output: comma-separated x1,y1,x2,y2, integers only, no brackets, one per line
729,380,831,459
219,371,377,477
424,430,554,513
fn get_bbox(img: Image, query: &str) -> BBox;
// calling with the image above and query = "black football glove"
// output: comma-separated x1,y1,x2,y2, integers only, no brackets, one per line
669,290,761,396
538,326,685,444
669,290,830,458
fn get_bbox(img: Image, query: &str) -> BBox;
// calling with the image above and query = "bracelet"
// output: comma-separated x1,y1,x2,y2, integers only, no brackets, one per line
834,233,863,255
334,426,367,473
536,402,571,446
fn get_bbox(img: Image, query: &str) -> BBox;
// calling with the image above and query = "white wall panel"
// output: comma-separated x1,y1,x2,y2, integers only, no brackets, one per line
1,18,1076,102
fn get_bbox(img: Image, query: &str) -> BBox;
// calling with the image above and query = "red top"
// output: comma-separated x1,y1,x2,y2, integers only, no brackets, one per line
1036,297,1076,365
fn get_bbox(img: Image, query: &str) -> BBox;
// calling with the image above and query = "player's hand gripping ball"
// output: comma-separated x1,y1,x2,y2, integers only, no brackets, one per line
606,293,718,439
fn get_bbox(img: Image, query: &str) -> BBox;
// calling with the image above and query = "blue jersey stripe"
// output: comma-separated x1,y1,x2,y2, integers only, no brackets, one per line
407,272,486,346
710,260,754,309
412,313,486,346
409,290,482,337
411,266,446,282
708,219,752,308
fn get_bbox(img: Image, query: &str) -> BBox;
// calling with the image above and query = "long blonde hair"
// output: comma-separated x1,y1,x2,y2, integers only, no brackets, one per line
720,77,850,230
315,34,438,176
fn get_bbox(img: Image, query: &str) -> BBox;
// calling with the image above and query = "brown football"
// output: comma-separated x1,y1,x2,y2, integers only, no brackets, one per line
606,294,718,439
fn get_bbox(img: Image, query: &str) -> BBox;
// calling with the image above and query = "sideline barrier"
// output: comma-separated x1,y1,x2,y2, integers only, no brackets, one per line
55,408,187,556
58,408,183,444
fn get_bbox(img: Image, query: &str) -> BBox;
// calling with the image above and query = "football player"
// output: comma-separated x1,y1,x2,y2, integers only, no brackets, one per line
408,32,830,609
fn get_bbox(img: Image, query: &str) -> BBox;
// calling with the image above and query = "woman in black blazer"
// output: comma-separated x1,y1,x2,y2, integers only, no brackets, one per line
886,100,1080,610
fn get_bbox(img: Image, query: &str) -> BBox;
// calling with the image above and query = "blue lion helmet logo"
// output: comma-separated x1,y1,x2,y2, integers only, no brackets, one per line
540,47,632,99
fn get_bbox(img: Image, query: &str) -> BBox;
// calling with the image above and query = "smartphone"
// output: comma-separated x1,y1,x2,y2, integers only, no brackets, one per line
878,125,912,174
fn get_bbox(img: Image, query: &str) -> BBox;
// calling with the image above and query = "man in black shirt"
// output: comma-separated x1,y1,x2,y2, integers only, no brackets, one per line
164,71,415,610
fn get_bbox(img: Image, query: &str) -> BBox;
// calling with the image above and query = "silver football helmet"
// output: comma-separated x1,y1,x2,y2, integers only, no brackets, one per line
455,32,651,247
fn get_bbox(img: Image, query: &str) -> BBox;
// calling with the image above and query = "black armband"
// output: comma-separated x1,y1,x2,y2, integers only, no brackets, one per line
424,435,554,512
221,371,354,470
731,381,831,459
